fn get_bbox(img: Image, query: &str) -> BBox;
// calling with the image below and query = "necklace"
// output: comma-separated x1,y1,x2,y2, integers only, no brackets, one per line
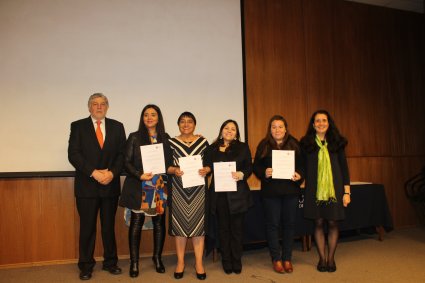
179,135,195,145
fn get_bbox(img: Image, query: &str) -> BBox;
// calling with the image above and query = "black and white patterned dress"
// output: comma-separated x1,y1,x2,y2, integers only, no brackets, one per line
169,136,209,237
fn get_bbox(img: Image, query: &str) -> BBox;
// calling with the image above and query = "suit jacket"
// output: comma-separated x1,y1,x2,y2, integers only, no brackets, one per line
205,141,253,215
68,116,126,198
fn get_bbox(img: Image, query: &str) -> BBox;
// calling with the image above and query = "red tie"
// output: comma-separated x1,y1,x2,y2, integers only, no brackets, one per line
96,120,104,148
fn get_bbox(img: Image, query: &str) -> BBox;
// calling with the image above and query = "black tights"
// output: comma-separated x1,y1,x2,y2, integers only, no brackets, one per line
314,218,339,265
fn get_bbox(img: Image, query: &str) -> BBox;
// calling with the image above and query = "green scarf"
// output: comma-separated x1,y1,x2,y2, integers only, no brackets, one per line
315,135,336,204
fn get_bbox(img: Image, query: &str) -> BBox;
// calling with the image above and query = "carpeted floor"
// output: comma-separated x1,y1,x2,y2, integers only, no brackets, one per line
1,227,424,283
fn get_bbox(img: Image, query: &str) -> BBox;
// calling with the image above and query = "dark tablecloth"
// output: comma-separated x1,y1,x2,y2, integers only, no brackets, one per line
207,183,393,252
242,183,393,244
340,183,393,232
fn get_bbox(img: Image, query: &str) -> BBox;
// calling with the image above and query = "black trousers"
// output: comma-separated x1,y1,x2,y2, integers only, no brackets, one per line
216,194,245,270
76,197,119,272
263,195,298,261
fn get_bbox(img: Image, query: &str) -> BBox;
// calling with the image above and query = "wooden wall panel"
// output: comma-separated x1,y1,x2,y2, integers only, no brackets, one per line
244,0,308,152
244,0,424,232
388,13,425,156
333,2,395,157
302,0,337,116
0,178,76,265
0,178,178,267
1,180,26,265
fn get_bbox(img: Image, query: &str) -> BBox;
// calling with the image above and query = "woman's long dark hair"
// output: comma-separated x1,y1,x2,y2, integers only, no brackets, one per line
138,104,166,145
211,119,241,153
300,110,347,153
258,115,299,158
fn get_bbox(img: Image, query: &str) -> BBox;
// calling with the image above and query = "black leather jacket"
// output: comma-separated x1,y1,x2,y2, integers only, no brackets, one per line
119,131,172,210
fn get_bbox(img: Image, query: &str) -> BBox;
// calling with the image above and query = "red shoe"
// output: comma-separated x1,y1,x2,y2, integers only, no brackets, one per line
272,260,285,273
283,261,293,273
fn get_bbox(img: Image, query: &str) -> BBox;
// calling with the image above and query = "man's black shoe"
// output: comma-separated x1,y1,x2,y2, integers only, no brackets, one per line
79,270,92,280
102,265,122,275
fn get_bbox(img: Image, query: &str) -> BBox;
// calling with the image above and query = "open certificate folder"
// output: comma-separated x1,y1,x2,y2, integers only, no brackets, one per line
140,143,166,174
179,155,204,188
213,161,237,192
272,150,295,179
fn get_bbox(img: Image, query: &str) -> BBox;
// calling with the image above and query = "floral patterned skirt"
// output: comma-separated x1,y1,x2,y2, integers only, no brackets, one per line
139,174,168,216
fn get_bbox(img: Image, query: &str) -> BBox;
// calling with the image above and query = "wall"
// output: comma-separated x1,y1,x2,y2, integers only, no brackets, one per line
1,0,424,267
0,177,182,267
244,0,425,228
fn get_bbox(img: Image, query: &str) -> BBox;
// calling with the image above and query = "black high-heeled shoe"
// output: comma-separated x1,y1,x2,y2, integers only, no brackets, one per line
233,268,242,274
196,272,207,280
232,262,242,274
195,265,207,280
223,261,232,274
327,260,337,272
223,268,232,274
174,266,185,279
317,259,327,272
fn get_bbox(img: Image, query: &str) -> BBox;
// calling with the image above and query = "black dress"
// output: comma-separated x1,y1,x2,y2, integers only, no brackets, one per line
302,147,350,220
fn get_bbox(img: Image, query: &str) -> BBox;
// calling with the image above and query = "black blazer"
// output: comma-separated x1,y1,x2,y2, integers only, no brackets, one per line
68,116,126,198
119,131,172,210
205,141,253,215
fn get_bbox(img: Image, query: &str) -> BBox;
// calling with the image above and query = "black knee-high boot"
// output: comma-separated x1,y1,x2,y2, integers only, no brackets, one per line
152,214,166,273
129,212,145,277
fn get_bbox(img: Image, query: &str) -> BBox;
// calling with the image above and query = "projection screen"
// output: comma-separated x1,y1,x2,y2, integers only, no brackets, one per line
0,0,245,174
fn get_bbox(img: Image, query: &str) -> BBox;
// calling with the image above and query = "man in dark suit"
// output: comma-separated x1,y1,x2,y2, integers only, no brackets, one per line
68,93,126,280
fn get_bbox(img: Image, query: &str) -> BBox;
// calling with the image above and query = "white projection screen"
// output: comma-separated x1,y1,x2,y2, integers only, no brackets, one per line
0,0,245,174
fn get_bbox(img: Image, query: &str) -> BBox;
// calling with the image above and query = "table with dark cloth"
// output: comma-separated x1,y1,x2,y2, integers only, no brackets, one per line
340,183,393,239
207,183,393,256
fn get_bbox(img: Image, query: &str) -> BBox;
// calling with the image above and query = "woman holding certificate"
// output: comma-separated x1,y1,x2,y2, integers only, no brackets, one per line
119,104,172,277
205,119,253,275
300,110,350,273
253,115,302,274
167,112,210,280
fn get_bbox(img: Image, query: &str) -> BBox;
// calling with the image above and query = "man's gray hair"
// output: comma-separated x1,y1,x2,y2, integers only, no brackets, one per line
88,93,109,107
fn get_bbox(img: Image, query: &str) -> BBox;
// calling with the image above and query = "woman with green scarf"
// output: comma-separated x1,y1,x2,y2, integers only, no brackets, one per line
300,110,351,273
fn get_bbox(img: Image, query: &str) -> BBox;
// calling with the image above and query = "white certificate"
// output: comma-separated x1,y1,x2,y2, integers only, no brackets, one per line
179,155,204,188
272,150,295,179
213,161,237,192
140,143,166,174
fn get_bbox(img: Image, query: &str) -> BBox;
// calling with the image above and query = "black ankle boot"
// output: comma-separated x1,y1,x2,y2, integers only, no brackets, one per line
152,256,165,273
129,212,144,277
129,260,139,277
152,215,166,273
